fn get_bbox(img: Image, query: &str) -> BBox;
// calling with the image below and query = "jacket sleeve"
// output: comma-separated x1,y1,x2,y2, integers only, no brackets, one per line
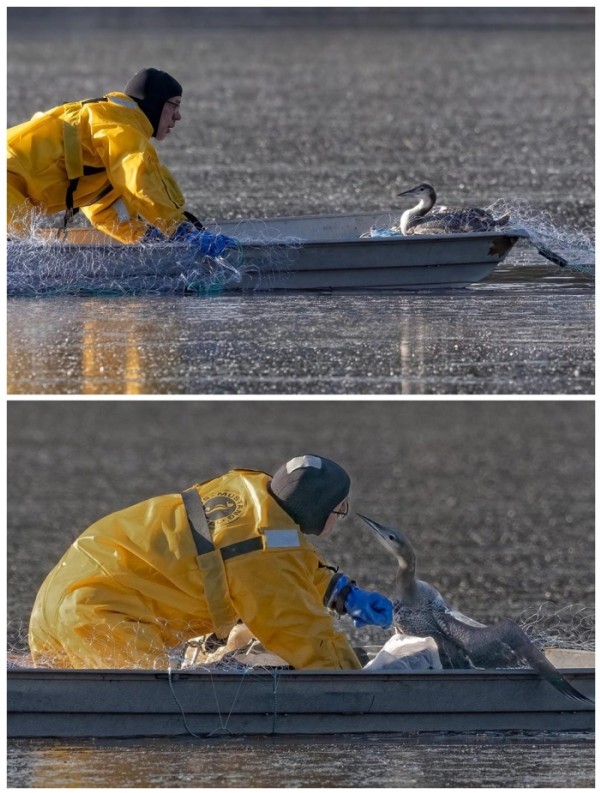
81,165,188,244
80,190,149,243
224,547,362,670
87,112,188,238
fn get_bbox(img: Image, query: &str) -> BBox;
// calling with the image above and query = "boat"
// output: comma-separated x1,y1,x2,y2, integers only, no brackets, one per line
7,211,526,295
8,650,594,738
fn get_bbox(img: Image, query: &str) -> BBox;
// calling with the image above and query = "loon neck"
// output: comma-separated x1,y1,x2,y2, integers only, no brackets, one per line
400,197,431,234
395,545,417,594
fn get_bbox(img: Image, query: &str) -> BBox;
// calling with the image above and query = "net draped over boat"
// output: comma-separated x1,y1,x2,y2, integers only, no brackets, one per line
7,199,594,297
7,216,303,297
7,603,595,672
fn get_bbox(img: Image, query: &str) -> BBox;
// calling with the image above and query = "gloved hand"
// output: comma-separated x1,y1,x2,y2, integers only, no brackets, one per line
142,225,167,243
172,223,240,258
324,573,393,629
345,588,393,629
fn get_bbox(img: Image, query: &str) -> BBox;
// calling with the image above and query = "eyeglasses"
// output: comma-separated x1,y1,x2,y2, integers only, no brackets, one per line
332,502,349,520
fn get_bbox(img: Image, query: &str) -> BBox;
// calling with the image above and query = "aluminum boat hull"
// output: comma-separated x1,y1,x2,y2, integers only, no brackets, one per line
8,211,524,293
8,666,594,738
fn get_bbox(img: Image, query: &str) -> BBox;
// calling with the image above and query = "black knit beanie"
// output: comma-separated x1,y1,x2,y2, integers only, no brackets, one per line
269,455,351,535
124,67,183,137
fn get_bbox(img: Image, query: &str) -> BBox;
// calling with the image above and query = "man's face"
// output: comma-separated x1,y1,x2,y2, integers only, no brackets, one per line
320,497,350,538
156,96,182,141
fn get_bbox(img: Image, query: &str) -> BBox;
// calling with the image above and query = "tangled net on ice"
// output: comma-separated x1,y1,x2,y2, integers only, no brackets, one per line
7,218,301,297
487,198,595,277
6,618,291,672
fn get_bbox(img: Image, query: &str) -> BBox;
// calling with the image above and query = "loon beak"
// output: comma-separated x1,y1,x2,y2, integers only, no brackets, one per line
397,187,417,197
356,512,393,549
356,513,415,569
356,512,387,535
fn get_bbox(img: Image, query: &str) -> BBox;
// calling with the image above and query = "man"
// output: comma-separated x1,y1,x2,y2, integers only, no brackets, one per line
29,455,393,670
7,67,237,256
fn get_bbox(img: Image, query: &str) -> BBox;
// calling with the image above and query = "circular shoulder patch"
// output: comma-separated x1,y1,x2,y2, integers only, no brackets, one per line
204,491,244,525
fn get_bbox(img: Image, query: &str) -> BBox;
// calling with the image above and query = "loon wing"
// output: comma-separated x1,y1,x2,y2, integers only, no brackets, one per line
411,208,498,234
433,613,593,704
448,608,487,628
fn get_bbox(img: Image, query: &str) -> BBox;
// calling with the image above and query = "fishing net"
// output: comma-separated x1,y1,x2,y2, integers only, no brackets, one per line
7,216,302,297
175,624,292,672
7,602,594,672
7,618,294,672
486,199,595,277
7,198,594,296
514,603,595,652
363,208,510,237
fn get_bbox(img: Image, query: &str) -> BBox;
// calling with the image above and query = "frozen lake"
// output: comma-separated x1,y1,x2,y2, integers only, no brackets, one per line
6,262,594,395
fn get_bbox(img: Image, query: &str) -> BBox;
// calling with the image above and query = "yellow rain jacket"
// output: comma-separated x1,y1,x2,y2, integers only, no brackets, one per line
7,92,188,242
29,469,361,671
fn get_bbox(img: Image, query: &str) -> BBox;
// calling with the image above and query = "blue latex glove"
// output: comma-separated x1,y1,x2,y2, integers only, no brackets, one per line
142,225,167,243
325,573,393,629
172,223,240,257
345,588,394,629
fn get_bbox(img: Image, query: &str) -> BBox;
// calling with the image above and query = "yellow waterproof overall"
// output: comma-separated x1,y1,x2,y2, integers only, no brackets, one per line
7,92,188,242
29,470,361,670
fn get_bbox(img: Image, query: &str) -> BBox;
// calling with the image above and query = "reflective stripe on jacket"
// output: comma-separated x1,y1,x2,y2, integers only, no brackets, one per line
28,469,361,671
7,92,188,242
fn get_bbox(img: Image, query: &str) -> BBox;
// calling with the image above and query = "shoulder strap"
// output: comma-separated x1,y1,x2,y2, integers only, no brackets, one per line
181,488,265,561
181,488,214,555
180,488,245,637
61,97,110,230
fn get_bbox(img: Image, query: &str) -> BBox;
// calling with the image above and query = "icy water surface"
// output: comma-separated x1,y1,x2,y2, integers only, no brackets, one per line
7,734,595,788
7,10,594,395
7,259,593,395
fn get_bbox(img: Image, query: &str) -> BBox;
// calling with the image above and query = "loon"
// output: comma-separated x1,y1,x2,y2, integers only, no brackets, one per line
397,183,511,235
357,513,592,704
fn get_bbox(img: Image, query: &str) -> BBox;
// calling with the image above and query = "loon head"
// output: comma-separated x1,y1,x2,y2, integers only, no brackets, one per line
397,182,436,201
356,513,416,578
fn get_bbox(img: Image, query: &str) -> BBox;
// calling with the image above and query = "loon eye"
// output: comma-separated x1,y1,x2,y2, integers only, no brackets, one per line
388,534,396,541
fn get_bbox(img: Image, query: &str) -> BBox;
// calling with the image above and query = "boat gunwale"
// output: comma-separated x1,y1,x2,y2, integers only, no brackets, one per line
15,230,527,251
7,665,594,681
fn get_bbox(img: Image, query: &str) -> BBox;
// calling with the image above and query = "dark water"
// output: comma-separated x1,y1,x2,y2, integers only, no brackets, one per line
7,401,595,786
7,11,595,396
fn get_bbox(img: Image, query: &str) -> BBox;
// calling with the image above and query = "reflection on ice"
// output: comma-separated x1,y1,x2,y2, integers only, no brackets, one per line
7,264,593,395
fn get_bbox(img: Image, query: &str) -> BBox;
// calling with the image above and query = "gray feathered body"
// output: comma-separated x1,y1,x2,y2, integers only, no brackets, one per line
408,206,509,234
392,581,470,668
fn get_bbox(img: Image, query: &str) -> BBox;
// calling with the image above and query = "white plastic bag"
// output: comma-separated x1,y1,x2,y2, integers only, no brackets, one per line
363,633,442,671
